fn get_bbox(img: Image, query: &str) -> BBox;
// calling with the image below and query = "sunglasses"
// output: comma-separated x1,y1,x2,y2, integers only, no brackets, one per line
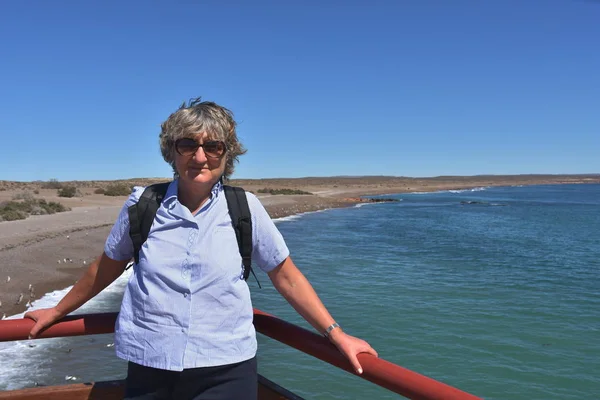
174,138,227,158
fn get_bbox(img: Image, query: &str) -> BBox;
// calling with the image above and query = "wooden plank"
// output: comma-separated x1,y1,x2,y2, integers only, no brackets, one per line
0,380,123,400
258,375,305,400
0,375,301,400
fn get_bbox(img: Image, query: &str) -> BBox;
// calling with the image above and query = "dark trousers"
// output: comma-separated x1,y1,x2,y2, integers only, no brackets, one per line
124,357,257,400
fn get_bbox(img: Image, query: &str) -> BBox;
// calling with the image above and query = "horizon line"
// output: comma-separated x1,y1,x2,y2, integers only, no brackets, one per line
2,173,600,184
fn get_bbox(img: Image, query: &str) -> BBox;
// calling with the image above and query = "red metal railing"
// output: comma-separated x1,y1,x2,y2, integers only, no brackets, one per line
0,310,482,400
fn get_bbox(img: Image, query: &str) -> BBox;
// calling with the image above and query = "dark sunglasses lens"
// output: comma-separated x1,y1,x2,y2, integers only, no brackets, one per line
203,141,225,157
176,139,198,155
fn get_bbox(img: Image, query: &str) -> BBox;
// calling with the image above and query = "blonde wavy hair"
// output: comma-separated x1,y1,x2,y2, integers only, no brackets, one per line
159,97,247,180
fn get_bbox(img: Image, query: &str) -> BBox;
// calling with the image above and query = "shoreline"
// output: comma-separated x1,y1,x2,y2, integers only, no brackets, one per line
1,177,599,319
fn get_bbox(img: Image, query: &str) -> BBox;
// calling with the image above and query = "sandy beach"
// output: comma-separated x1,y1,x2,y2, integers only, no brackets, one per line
1,174,598,318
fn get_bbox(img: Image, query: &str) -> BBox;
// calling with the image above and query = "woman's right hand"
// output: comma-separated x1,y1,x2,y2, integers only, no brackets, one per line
24,307,63,339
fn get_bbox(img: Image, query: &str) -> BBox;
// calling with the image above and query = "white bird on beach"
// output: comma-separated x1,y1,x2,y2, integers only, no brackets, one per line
66,235,70,239
15,293,23,305
58,260,61,264
0,299,2,307
65,375,78,381
6,276,10,283
83,260,87,265
1,313,6,320
28,284,32,291
26,300,32,308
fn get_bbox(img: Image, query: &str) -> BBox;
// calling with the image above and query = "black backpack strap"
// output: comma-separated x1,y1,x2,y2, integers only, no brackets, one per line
224,185,260,287
127,182,170,267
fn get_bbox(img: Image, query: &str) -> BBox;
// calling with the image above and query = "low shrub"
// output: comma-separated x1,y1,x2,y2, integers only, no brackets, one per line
256,188,313,195
12,192,36,202
0,208,29,221
104,183,132,196
58,186,80,198
30,205,48,215
41,179,63,189
40,199,70,213
0,198,70,222
94,188,106,194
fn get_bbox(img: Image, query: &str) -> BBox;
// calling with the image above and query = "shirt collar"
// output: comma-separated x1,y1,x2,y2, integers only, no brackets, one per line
163,179,223,208
212,180,223,198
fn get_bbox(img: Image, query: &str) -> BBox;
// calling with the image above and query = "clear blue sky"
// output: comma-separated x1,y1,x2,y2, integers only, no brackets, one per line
1,0,598,181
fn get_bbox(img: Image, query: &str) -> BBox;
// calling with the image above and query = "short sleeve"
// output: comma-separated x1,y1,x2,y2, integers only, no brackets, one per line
104,186,145,261
247,192,290,273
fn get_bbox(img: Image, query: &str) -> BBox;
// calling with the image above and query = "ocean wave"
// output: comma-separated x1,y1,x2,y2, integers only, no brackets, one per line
448,187,489,193
353,200,402,208
273,208,328,224
409,187,488,195
273,214,302,223
0,269,132,390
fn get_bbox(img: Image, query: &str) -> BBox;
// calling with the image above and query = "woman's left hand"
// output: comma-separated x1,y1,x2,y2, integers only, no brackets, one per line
329,330,378,375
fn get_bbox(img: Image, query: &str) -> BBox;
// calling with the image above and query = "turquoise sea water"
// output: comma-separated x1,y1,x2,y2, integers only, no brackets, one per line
1,184,599,399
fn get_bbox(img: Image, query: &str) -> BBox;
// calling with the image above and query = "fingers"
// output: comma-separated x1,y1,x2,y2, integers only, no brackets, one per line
27,314,47,339
29,323,41,339
348,352,363,375
337,336,378,375
352,346,378,375
24,312,38,339
24,309,60,339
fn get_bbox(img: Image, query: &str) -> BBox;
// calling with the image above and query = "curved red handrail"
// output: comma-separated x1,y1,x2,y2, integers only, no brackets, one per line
0,312,117,342
0,310,482,400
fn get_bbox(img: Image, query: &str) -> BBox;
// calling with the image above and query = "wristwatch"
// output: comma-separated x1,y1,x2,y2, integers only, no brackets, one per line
323,322,340,338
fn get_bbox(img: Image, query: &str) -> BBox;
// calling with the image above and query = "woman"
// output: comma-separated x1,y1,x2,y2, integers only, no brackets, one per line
25,98,377,399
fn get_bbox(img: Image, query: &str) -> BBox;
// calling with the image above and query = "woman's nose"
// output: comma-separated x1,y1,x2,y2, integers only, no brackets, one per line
193,146,208,162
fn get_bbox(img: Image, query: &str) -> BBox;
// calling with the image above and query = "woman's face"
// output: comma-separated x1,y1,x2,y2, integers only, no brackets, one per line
174,132,227,187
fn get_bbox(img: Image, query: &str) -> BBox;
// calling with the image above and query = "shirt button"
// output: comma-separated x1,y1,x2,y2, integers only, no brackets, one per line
183,293,188,298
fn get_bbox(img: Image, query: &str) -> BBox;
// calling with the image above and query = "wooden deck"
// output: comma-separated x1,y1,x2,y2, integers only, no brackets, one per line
0,375,304,400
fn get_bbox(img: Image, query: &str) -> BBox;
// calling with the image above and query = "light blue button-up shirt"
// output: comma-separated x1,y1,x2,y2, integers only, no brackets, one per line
104,180,289,371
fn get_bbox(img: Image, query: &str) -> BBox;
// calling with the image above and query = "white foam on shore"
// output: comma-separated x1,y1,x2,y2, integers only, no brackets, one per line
274,197,406,221
448,187,489,193
0,268,132,390
273,208,328,223
4,267,132,320
411,187,490,195
354,202,378,208
273,214,302,223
